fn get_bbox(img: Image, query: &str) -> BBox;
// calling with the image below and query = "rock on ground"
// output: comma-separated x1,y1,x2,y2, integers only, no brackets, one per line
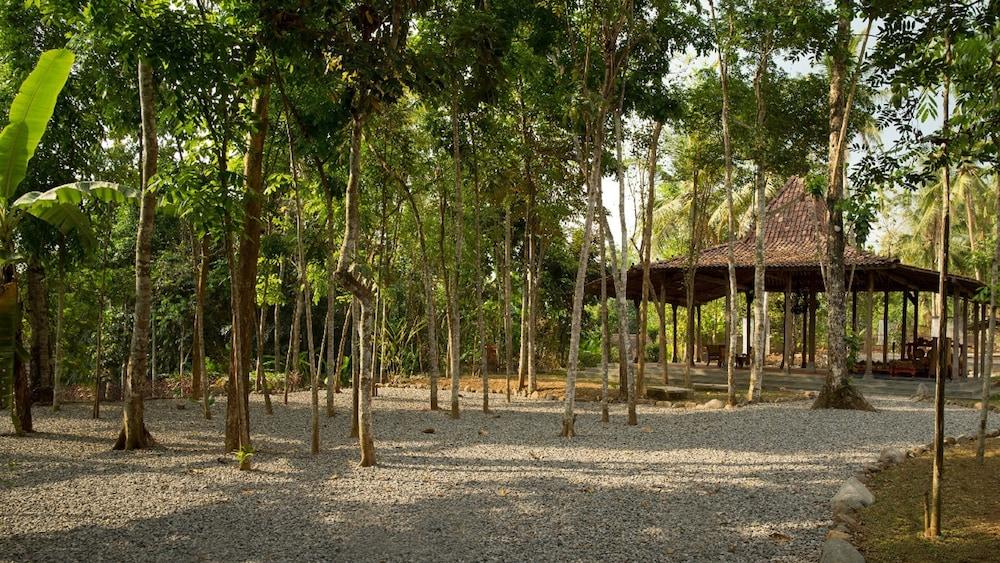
0,390,987,562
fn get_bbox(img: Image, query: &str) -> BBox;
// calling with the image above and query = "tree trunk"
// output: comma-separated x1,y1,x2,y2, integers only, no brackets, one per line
517,281,528,391
335,304,351,395
27,258,51,393
92,287,105,419
813,4,873,411
334,113,376,466
599,217,610,423
563,130,603,437
613,105,637,426
285,289,303,403
746,47,769,404
503,204,513,403
225,82,269,452
351,298,360,439
447,97,464,419
977,172,999,463
928,31,952,539
115,59,157,450
684,167,701,389
284,114,320,453
325,195,338,417
471,133,489,413
710,0,739,407
52,270,64,411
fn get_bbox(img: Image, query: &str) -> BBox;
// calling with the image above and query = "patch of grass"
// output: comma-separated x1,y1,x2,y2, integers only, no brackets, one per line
857,437,1000,563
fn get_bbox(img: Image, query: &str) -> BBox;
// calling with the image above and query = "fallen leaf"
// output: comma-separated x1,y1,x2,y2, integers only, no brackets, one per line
497,487,509,497
422,428,435,434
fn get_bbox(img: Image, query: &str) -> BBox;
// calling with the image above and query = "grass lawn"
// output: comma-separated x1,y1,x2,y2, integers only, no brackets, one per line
395,372,808,404
857,436,1000,562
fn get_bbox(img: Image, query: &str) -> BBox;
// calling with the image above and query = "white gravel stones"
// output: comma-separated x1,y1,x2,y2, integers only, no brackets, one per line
0,391,987,562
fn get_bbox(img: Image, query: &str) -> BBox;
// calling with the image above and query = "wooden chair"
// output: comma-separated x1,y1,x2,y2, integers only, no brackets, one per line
704,344,725,367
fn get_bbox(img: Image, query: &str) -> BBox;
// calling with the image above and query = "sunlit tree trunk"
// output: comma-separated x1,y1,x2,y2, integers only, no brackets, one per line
285,289,303,403
227,82,269,452
613,105,637,426
447,97,464,419
746,45,770,404
813,2,873,411
335,114,375,466
115,59,157,450
471,136,489,412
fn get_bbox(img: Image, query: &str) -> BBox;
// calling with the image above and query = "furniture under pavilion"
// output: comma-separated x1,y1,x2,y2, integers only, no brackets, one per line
594,176,989,380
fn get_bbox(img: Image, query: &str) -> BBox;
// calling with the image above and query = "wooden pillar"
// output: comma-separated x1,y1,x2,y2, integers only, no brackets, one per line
808,292,817,369
901,290,908,360
782,277,792,374
851,290,858,334
801,291,808,369
671,303,678,363
865,273,874,378
962,297,970,378
882,290,889,363
952,294,961,378
973,302,980,379
913,291,919,341
658,285,668,383
695,305,702,363
745,292,753,356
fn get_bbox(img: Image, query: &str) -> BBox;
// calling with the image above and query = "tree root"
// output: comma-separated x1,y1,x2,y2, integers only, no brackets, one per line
811,380,876,411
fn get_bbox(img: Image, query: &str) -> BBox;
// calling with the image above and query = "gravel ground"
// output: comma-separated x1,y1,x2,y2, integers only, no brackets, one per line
0,389,993,562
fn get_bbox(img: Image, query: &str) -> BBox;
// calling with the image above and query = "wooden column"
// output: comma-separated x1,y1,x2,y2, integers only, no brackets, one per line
882,290,889,363
745,292,753,356
913,291,919,341
962,297,970,378
671,303,678,363
695,305,702,363
952,294,961,378
783,277,792,374
973,302,980,379
808,292,817,369
901,290,909,360
658,285,668,384
865,273,874,377
851,290,858,334
801,291,808,369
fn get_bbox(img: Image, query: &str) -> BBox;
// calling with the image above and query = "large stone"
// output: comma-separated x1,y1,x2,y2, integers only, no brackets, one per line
831,477,874,515
819,538,865,563
878,447,907,466
701,399,724,410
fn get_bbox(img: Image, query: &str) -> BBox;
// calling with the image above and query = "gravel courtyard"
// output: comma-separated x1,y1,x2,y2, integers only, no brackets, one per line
0,389,992,562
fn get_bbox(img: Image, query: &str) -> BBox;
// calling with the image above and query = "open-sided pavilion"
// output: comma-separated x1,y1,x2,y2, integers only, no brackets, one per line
600,177,989,379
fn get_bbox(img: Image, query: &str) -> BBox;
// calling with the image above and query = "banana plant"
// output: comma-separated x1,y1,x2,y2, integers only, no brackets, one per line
0,49,132,434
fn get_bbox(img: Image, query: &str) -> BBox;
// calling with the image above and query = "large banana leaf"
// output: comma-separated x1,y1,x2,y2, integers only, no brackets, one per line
0,282,16,409
13,181,133,207
0,122,29,203
7,49,74,162
11,182,132,252
0,49,75,201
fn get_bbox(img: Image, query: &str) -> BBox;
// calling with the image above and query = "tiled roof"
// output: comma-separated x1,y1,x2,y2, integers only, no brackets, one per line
652,176,898,270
